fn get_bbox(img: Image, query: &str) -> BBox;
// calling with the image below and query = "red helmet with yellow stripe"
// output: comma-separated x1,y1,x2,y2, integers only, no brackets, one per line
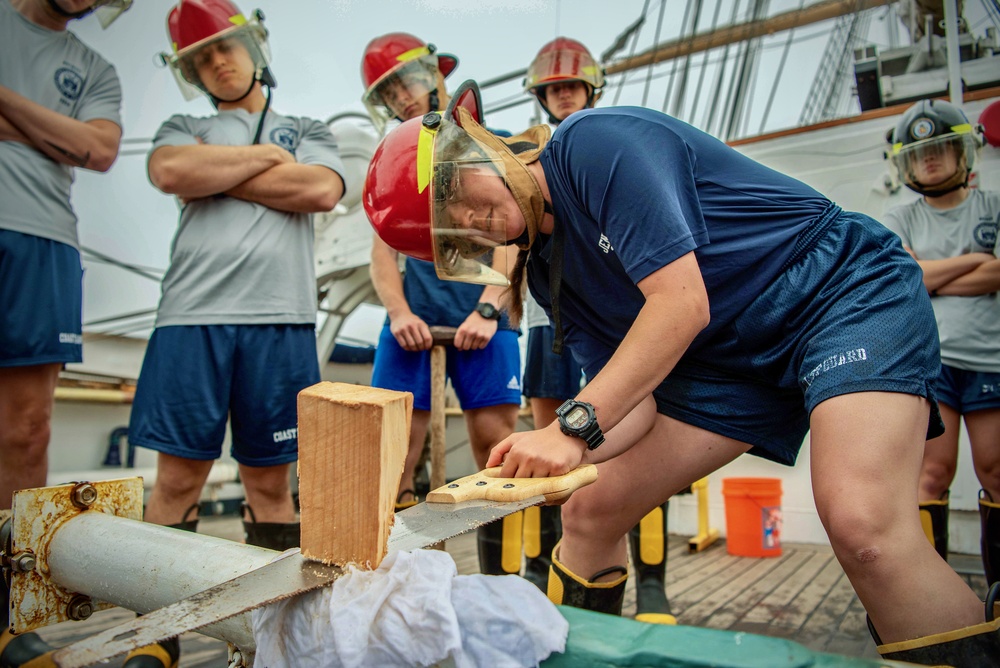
524,37,605,123
161,0,273,101
361,33,458,135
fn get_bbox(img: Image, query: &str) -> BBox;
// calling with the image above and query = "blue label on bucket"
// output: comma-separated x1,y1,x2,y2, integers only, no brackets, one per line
762,506,782,550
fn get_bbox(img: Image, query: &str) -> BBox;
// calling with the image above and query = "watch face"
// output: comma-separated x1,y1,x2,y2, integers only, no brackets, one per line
565,406,590,428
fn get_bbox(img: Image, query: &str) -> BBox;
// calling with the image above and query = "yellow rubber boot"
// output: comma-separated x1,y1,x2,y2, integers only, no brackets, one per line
628,502,677,624
919,491,949,561
477,512,523,575
523,505,562,591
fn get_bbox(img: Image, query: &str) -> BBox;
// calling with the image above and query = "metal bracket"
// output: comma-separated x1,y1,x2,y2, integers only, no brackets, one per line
9,477,143,632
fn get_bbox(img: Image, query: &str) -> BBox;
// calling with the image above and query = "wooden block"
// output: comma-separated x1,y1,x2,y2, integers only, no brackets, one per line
297,382,412,568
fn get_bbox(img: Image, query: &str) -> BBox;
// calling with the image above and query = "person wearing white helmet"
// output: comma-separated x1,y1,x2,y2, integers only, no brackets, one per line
361,33,523,578
883,98,1000,590
363,84,1000,664
0,0,129,654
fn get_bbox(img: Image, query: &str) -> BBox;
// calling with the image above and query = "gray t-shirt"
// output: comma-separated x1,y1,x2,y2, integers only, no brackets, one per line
882,189,1000,372
0,0,122,249
151,109,344,327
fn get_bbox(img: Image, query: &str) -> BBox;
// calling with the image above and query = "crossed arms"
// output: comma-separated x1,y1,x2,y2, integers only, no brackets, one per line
148,140,343,214
905,247,1000,296
0,84,121,172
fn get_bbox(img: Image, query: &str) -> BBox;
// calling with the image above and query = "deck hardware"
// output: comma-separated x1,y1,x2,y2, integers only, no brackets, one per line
71,484,98,509
66,595,94,621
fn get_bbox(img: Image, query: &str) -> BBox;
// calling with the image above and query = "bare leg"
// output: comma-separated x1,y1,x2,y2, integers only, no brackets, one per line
240,462,296,523
918,403,960,501
397,409,430,501
464,403,519,470
0,364,61,510
530,397,564,430
560,412,749,580
143,452,214,525
810,392,982,643
967,408,1000,500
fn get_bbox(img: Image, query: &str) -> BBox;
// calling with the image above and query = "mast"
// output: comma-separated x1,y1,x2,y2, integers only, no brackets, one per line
605,0,895,75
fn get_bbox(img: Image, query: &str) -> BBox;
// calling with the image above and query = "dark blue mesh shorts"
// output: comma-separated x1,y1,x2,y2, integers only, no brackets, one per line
654,207,943,465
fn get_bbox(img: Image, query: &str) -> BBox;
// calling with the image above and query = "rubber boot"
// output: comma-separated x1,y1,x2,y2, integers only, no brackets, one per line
547,542,627,615
121,506,200,668
919,491,949,561
870,583,1000,665
982,490,1000,586
242,504,299,551
477,512,523,575
395,489,419,512
523,505,562,591
629,501,676,624
0,628,58,668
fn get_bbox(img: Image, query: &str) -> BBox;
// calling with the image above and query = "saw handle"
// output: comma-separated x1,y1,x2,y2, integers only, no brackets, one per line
424,464,598,504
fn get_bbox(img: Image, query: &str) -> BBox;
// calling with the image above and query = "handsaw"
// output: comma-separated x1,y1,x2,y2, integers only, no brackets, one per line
46,464,598,668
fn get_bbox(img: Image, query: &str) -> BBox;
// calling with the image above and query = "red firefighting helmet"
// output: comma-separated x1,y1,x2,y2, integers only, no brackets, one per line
363,83,510,286
524,37,604,100
361,32,458,135
162,0,271,101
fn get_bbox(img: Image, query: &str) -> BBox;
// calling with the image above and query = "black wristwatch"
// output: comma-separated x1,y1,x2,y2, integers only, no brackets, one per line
555,399,605,450
475,302,501,320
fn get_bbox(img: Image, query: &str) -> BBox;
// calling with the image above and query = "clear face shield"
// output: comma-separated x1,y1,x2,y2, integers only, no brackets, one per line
92,0,132,28
426,119,511,287
163,21,271,101
364,57,439,136
891,132,978,189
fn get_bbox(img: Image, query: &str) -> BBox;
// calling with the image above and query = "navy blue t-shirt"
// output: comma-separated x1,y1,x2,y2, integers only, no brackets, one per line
528,107,831,376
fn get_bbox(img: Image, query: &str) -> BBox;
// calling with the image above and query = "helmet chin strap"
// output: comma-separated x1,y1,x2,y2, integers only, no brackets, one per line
46,0,93,19
908,156,970,197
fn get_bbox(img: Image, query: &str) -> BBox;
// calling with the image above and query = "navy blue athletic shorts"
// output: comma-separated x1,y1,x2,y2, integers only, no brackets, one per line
523,324,585,400
129,324,320,466
935,365,1000,413
653,207,943,465
0,230,82,367
371,326,521,412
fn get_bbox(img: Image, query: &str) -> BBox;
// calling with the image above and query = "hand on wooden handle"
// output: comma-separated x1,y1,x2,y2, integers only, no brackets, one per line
424,464,598,504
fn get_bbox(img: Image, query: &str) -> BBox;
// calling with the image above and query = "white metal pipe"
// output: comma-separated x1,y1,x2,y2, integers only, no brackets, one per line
943,0,963,105
45,512,274,651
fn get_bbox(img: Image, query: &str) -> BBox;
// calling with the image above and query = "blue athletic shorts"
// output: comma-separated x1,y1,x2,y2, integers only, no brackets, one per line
935,365,1000,413
653,207,943,466
370,326,522,412
129,324,320,466
523,324,585,400
0,230,82,367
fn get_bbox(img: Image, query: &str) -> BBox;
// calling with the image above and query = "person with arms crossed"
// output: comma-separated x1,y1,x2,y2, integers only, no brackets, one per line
363,87,999,664
0,0,129,640
127,2,344,663
882,98,1000,587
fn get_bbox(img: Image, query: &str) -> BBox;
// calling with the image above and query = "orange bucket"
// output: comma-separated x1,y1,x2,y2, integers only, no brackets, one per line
722,477,783,557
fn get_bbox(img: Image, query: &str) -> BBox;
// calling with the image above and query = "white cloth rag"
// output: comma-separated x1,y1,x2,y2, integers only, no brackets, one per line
251,549,568,668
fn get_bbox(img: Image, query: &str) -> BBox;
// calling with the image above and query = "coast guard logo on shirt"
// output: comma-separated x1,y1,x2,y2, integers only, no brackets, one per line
598,234,614,254
270,127,299,154
975,216,998,250
54,68,84,101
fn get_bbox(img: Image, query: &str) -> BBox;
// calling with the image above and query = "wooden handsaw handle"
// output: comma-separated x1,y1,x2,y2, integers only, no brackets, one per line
424,464,598,504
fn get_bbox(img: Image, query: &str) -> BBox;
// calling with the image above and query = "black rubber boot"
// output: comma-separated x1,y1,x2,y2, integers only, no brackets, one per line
477,512,523,575
547,541,627,615
121,508,200,668
242,504,299,551
870,583,1000,666
982,490,1000,585
919,491,949,561
628,501,676,624
523,505,562,591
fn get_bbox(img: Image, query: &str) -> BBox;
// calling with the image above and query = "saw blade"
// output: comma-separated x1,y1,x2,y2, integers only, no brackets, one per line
48,464,597,668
